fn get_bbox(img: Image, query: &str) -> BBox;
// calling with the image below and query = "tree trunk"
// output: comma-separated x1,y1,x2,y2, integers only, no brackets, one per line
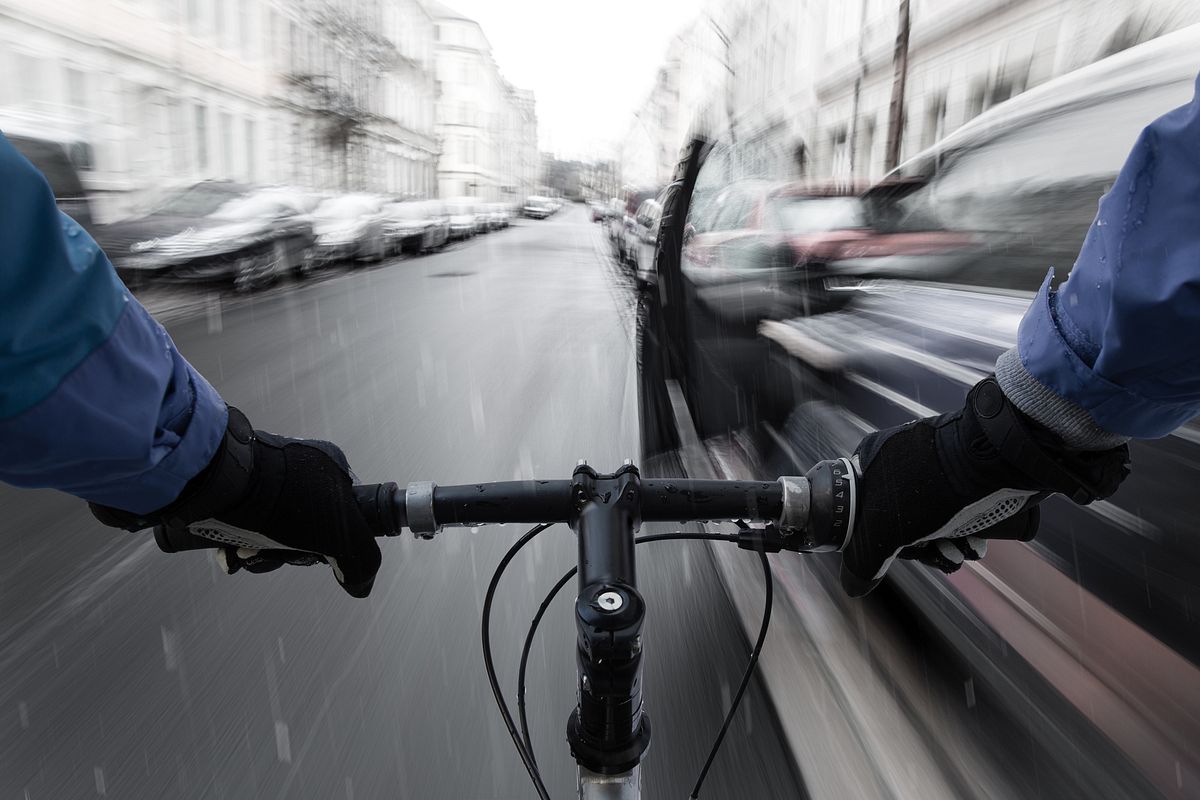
884,0,911,172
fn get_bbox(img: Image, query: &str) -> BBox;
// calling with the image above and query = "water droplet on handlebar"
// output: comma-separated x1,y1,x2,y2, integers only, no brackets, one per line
469,526,480,535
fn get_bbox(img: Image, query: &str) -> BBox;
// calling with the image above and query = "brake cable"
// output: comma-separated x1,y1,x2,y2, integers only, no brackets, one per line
481,522,555,800
509,529,774,798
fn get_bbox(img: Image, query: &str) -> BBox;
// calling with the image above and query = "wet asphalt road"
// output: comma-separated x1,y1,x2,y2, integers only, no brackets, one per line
0,206,804,799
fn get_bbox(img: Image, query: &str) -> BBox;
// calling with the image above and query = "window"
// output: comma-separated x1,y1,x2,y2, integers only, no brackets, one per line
922,93,947,150
15,53,44,104
709,187,755,231
241,0,256,58
219,111,234,176
168,99,188,172
214,0,227,45
194,104,209,170
186,0,204,34
65,67,88,111
244,118,256,182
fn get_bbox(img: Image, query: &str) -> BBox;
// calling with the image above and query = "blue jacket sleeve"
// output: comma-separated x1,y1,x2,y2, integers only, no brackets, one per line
997,71,1200,445
0,132,227,514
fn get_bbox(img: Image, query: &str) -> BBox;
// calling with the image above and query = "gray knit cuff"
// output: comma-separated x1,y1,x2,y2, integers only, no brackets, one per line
994,348,1129,450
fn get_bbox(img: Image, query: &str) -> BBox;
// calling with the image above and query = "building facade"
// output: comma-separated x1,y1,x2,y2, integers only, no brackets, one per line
428,2,537,203
626,0,1200,186
0,0,438,221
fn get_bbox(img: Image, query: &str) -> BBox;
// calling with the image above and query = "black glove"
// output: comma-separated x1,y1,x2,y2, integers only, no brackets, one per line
91,407,382,598
840,377,1129,597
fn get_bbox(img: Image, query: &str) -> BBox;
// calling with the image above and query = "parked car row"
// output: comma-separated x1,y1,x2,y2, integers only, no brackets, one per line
639,24,1200,799
93,186,514,291
522,195,563,219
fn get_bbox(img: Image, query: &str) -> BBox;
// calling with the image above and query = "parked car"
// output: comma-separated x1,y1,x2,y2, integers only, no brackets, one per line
603,197,625,241
383,200,448,254
101,182,315,290
679,178,974,323
522,195,555,219
423,201,452,249
444,198,478,240
6,133,97,231
311,194,387,265
609,188,658,263
589,200,606,222
624,194,664,287
486,202,511,229
640,25,1200,800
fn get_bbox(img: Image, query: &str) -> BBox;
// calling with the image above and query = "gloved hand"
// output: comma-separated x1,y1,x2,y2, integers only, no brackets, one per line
90,407,382,598
840,377,1129,596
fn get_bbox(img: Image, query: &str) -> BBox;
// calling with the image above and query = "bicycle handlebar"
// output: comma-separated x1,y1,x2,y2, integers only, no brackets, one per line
153,461,853,554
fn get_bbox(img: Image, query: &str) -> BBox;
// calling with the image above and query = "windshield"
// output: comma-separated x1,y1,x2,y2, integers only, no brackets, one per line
387,203,427,219
770,196,865,233
153,184,246,217
315,196,379,219
212,194,294,220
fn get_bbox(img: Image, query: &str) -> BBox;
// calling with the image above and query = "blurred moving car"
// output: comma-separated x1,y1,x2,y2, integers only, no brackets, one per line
522,195,555,219
101,183,316,291
640,24,1200,799
383,200,449,255
444,198,478,240
311,194,387,265
588,200,606,222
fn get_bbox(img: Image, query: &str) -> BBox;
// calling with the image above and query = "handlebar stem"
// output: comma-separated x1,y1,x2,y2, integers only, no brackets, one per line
566,463,652,775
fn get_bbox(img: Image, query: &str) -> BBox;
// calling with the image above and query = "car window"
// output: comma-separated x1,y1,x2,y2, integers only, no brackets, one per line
154,183,247,216
9,136,86,199
212,195,292,220
388,202,426,219
710,188,755,231
897,80,1193,291
769,196,865,233
315,196,379,218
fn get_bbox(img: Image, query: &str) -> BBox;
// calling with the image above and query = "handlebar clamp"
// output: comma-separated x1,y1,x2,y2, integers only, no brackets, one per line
405,481,440,539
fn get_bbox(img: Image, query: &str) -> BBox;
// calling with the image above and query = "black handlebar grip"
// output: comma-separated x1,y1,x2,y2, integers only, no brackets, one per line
154,524,220,553
154,483,406,555
353,482,406,536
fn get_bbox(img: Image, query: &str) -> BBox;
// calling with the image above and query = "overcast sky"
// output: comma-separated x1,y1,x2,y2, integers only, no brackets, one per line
437,0,708,160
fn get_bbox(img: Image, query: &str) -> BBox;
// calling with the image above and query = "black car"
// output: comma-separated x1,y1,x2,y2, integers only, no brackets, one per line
97,182,316,291
639,26,1200,800
6,133,96,230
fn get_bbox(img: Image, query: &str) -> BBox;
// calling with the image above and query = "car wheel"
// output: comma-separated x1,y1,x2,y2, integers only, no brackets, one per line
234,243,283,293
293,241,317,279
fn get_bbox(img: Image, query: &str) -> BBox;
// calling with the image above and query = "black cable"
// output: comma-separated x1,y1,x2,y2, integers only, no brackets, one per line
513,531,748,788
482,522,555,800
690,548,773,799
518,565,576,766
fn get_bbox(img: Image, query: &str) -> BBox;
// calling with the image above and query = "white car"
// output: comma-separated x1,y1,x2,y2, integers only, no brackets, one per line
311,194,387,264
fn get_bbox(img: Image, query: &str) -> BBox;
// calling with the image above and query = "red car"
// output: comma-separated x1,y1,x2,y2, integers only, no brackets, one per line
680,179,976,324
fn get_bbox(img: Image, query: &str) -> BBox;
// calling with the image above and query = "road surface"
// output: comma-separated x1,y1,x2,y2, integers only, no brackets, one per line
0,206,805,799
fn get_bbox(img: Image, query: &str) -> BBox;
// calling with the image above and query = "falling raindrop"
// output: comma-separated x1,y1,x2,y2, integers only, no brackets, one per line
275,721,292,763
